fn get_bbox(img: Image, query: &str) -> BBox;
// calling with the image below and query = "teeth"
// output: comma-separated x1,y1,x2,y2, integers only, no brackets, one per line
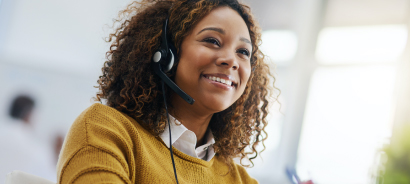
206,76,233,86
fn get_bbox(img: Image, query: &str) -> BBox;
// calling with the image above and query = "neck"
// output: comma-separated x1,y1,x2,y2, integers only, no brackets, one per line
170,95,213,147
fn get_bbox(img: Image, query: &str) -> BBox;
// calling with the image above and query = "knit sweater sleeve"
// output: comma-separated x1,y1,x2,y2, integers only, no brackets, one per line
57,104,135,184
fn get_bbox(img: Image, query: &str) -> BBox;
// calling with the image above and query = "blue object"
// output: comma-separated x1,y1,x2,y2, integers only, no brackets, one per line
286,167,301,184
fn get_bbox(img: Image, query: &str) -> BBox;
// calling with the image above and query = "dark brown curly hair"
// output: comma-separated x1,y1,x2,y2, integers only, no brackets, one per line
96,0,279,168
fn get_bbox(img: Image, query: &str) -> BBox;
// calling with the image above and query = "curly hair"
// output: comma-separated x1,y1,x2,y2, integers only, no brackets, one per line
96,0,279,168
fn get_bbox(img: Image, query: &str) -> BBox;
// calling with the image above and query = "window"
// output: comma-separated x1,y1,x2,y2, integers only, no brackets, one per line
260,30,298,65
297,25,406,183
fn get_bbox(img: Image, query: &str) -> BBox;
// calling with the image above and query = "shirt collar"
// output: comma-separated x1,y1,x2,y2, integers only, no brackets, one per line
159,114,216,160
160,114,190,148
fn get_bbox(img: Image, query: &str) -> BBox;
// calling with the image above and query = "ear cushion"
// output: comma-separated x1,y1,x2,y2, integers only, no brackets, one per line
163,49,174,72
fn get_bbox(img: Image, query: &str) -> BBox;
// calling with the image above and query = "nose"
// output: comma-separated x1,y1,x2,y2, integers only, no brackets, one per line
215,50,239,70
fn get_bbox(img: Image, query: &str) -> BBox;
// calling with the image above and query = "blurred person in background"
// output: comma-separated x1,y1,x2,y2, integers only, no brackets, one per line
0,95,56,183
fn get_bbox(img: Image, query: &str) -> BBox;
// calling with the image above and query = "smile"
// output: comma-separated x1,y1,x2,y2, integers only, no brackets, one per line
206,76,233,86
202,74,238,89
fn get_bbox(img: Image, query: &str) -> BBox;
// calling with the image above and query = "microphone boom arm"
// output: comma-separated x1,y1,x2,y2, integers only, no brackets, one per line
153,63,195,105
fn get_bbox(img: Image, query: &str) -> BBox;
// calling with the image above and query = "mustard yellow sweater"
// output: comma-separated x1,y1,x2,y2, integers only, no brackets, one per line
57,103,258,184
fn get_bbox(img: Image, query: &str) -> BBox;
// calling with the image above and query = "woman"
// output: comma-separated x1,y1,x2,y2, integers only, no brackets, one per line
57,0,277,183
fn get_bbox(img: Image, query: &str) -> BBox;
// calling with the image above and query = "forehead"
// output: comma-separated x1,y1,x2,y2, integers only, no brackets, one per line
191,6,250,40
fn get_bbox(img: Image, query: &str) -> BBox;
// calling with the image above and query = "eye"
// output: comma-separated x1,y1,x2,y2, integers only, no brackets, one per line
237,48,250,57
203,37,220,46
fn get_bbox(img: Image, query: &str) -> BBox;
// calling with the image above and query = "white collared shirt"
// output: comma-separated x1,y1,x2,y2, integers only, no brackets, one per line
159,115,215,161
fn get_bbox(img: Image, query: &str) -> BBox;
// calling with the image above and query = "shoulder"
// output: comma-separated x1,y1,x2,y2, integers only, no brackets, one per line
65,103,145,146
57,103,146,172
74,103,142,134
79,103,131,123
63,103,133,142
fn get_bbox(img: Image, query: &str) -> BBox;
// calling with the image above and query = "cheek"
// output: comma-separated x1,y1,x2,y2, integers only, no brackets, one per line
238,66,252,94
241,64,252,85
175,52,204,84
179,48,213,73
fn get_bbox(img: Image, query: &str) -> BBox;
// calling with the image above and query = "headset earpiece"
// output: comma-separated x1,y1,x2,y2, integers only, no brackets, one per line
152,48,174,72
152,49,173,72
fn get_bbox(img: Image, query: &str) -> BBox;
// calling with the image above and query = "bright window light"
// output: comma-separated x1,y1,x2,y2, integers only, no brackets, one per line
316,25,407,64
260,30,298,64
297,66,396,184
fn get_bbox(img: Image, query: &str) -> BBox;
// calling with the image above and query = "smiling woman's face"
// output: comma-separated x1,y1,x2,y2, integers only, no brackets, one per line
173,6,252,114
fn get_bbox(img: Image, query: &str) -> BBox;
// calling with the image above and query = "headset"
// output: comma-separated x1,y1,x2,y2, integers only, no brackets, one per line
151,17,195,184
152,17,195,105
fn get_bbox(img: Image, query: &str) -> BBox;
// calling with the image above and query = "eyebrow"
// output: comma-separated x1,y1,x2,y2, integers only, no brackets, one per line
240,37,251,44
197,27,225,35
197,27,252,45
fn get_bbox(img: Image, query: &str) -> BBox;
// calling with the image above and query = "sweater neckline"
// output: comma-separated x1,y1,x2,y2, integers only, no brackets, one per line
155,136,215,167
127,114,215,168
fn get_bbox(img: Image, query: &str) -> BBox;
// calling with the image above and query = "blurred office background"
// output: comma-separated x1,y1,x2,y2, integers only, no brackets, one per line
1,0,409,183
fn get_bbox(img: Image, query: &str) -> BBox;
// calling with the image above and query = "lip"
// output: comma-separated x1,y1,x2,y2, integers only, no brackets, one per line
202,75,235,91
